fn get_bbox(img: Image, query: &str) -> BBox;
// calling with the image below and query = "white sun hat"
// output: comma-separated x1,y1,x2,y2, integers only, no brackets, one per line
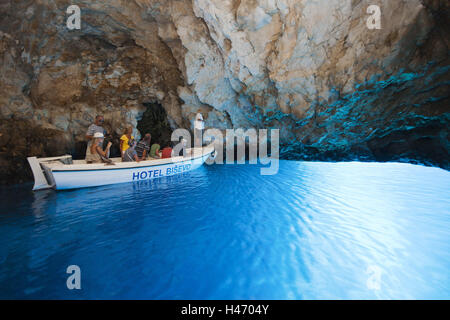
93,132,104,138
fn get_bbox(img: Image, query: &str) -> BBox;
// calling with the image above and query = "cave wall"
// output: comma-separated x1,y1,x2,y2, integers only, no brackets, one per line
0,0,449,183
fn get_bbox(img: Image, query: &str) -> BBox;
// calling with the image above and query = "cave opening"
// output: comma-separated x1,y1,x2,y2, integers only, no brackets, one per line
137,102,173,148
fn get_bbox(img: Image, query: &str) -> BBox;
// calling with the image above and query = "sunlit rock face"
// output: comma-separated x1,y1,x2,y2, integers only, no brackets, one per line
0,0,449,182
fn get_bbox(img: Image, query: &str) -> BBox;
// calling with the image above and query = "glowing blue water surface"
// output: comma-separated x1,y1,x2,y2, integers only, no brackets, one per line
0,160,449,299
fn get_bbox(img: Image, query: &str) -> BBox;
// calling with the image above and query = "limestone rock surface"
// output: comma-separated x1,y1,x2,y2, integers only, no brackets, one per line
0,0,449,183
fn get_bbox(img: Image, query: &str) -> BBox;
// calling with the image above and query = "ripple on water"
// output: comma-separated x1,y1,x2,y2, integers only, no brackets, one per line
0,161,449,299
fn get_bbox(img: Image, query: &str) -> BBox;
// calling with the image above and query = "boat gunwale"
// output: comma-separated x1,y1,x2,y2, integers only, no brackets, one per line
46,145,214,172
51,155,207,173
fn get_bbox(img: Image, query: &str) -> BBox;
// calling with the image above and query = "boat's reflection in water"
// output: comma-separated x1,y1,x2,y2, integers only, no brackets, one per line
131,171,196,193
28,166,211,215
31,189,54,219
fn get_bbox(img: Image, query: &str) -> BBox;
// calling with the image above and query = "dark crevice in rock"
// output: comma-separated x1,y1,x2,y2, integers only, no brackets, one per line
366,120,449,168
137,102,173,148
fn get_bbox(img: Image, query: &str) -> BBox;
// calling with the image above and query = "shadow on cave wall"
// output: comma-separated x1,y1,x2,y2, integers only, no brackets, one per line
137,102,173,148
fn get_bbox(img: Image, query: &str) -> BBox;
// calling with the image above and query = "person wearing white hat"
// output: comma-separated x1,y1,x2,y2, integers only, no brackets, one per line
85,132,112,163
85,115,107,159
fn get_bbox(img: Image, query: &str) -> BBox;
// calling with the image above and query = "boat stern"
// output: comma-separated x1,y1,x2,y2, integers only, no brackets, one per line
27,155,71,191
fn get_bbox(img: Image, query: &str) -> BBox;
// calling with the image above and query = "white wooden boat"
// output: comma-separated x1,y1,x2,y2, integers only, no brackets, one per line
27,144,215,191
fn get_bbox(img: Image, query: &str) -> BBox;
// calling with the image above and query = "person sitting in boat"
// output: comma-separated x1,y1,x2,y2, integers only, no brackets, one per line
161,142,173,159
122,139,142,162
120,127,134,159
86,132,112,164
85,115,107,160
135,133,151,160
149,143,162,159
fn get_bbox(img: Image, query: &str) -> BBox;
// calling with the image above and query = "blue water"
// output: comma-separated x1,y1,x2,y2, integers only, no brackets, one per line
0,160,449,299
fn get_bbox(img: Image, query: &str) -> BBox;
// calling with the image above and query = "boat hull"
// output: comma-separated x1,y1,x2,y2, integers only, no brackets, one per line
28,144,215,191
52,153,210,190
